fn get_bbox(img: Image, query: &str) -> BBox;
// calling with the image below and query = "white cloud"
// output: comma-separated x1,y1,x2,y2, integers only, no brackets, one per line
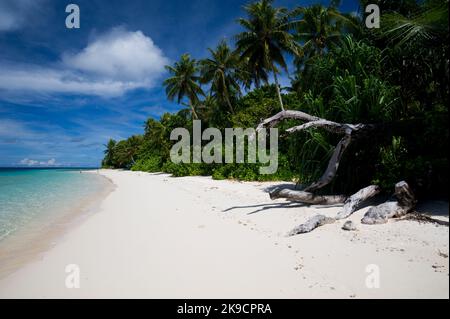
44,158,56,165
63,27,169,82
0,28,169,97
20,158,38,166
0,65,141,97
0,0,45,31
20,158,57,166
0,117,130,166
0,118,35,139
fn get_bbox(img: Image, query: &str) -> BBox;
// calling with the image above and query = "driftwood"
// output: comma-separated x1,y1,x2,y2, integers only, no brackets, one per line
303,134,353,192
256,110,369,192
255,109,419,235
362,181,416,224
285,184,380,235
269,188,346,205
285,182,414,235
287,215,335,236
336,185,380,220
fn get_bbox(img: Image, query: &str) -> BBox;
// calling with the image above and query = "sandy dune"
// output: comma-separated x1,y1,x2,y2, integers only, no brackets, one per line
0,169,448,298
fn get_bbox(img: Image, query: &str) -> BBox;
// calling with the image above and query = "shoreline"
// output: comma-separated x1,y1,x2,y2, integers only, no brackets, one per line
0,169,448,298
0,171,115,280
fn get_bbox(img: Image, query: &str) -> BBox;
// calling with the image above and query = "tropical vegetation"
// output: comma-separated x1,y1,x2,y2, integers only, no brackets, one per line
102,0,448,198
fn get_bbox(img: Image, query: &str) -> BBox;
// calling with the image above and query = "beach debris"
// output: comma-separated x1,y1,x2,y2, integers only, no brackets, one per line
432,264,444,269
336,185,380,220
270,188,345,205
287,215,334,236
285,184,380,235
432,264,445,272
294,263,304,270
398,212,449,226
257,109,374,193
362,181,416,225
438,250,448,258
342,221,357,231
256,109,424,234
284,181,416,234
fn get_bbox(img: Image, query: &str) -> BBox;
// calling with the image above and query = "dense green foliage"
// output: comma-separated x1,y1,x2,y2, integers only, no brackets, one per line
103,0,448,198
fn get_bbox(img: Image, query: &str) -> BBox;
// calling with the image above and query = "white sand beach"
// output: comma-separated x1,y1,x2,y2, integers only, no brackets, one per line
0,169,448,298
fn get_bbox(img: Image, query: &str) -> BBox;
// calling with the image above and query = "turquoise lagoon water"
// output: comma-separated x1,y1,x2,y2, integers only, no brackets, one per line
0,168,111,242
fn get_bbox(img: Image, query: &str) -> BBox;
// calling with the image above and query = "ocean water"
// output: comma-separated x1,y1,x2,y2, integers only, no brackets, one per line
0,168,110,242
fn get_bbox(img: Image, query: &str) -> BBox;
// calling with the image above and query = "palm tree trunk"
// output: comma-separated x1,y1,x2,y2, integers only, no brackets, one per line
190,101,199,119
272,64,285,111
223,86,235,114
255,77,260,89
225,95,235,114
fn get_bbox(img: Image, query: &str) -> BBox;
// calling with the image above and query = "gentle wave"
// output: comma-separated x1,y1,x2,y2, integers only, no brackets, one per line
0,168,109,242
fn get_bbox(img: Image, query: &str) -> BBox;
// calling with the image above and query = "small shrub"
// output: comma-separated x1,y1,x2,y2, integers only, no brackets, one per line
132,155,162,172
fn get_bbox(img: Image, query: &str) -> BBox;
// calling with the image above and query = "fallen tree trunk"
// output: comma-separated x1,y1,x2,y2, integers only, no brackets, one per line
303,133,353,192
269,187,346,205
256,110,369,192
286,184,380,235
336,185,381,220
362,181,416,224
361,201,404,224
256,109,422,234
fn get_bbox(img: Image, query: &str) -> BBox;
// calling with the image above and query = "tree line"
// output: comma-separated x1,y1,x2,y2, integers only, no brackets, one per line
102,0,448,198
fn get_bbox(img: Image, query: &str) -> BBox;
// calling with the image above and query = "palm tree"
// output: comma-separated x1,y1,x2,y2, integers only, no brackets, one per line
163,54,205,119
376,0,449,112
103,139,116,167
196,95,220,125
238,56,269,90
292,2,358,63
378,0,448,47
235,0,301,111
358,0,420,17
114,136,142,168
289,2,358,94
200,40,241,114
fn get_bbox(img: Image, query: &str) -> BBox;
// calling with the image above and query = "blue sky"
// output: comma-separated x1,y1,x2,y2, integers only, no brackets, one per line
0,0,360,167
